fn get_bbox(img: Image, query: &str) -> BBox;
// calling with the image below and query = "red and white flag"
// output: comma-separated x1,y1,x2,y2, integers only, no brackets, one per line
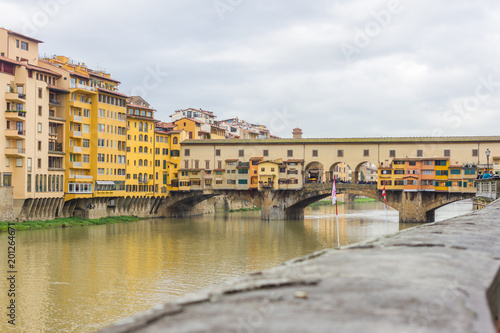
332,176,337,205
382,184,387,206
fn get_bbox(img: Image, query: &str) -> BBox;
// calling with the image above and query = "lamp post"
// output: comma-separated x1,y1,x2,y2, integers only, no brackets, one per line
486,148,491,173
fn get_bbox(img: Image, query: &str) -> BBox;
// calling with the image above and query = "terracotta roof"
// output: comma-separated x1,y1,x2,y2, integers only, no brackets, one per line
89,72,121,84
47,85,70,94
26,64,62,77
97,87,128,98
69,71,90,79
127,103,156,111
7,30,43,43
174,117,205,125
0,55,22,65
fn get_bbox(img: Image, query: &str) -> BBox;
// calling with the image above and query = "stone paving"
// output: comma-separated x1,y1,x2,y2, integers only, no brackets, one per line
98,200,500,333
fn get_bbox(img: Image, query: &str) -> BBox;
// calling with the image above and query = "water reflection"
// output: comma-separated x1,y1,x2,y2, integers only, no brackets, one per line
0,200,472,332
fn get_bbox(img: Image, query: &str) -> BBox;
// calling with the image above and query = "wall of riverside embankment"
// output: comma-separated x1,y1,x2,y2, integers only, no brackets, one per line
99,199,500,333
0,186,14,221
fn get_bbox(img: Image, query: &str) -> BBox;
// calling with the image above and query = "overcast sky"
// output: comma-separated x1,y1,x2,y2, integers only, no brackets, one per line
1,0,500,138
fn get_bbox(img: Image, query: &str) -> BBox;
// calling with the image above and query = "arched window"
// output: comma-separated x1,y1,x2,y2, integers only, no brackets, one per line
173,137,178,144
144,159,148,166
144,124,148,132
139,122,143,131
138,174,142,182
139,134,143,141
139,146,143,153
144,146,148,153
139,160,143,166
144,135,148,142
144,173,148,181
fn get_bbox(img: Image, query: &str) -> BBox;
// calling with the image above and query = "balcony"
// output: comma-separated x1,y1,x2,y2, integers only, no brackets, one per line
5,110,26,121
72,162,82,168
5,92,25,103
48,110,65,122
70,115,83,122
48,142,64,154
5,129,26,139
70,83,96,92
74,175,93,180
4,147,25,157
71,131,82,138
68,146,82,153
49,99,62,106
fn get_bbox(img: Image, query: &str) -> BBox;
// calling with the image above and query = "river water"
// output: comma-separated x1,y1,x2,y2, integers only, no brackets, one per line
0,200,473,332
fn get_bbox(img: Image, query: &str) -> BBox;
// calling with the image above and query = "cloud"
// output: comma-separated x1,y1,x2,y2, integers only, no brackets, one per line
2,0,499,138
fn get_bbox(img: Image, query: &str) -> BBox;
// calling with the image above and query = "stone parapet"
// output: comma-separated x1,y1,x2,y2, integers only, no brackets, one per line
99,199,500,333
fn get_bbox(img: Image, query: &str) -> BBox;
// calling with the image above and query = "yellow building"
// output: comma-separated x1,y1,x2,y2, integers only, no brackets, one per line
42,56,128,201
126,96,156,196
434,159,449,191
0,28,66,218
258,161,280,190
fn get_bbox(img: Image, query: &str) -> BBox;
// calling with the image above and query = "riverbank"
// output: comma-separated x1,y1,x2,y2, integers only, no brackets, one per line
0,216,142,232
308,197,376,206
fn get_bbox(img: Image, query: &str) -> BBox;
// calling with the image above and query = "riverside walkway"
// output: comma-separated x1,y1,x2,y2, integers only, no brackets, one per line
99,200,500,333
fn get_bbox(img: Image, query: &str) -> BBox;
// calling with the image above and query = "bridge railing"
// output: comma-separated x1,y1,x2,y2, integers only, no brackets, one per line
476,178,500,200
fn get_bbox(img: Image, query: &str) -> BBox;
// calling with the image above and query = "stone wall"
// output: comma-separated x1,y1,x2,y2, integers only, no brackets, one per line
0,186,14,221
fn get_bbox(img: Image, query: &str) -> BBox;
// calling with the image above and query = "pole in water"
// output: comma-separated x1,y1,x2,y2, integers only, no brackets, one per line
336,214,340,248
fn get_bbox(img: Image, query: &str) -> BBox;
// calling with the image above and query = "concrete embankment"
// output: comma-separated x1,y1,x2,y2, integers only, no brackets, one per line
99,200,500,333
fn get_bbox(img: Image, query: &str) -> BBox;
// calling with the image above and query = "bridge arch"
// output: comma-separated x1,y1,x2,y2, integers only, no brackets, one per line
305,161,325,183
353,161,378,184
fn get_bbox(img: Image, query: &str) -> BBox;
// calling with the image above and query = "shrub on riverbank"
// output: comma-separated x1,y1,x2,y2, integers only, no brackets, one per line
0,216,142,232
228,207,261,213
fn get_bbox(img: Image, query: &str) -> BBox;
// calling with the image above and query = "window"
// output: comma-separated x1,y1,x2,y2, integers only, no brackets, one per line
206,161,210,169
239,150,244,157
337,150,344,157
424,160,433,166
444,149,450,157
27,174,31,192
363,150,369,157
435,160,447,166
287,150,293,157
450,169,461,175
16,158,22,167
38,123,42,133
263,150,269,157
472,149,478,157
38,88,42,98
312,150,318,157
82,124,90,133
185,161,189,169
38,159,41,168
417,150,423,157
38,106,42,116
422,170,433,175
21,41,28,51
3,173,12,186
38,141,42,151
216,149,221,156
194,160,199,169
5,157,10,167
185,149,190,156
83,139,90,148
238,179,248,185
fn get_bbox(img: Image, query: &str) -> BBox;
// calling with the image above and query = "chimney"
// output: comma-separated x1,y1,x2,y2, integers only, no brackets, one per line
292,128,303,139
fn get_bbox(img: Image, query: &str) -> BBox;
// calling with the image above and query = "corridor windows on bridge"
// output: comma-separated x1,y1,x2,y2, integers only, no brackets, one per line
184,149,190,156
417,150,423,157
239,149,244,157
472,149,478,157
194,160,199,169
263,150,269,157
394,170,404,175
389,150,396,158
184,161,189,169
381,170,392,175
444,149,450,157
337,150,343,157
363,149,369,157
215,149,221,156
287,150,293,157
312,150,318,157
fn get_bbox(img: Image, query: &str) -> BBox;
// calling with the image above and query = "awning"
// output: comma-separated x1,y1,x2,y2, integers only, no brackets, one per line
95,180,115,185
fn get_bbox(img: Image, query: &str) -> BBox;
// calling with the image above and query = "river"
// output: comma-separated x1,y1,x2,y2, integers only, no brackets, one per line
0,199,473,332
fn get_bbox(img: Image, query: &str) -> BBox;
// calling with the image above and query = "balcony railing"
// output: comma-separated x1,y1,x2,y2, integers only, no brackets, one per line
49,99,61,106
70,82,95,91
74,175,93,179
18,93,26,99
48,142,63,153
72,162,82,168
5,110,26,117
5,129,26,136
73,131,82,137
259,181,275,188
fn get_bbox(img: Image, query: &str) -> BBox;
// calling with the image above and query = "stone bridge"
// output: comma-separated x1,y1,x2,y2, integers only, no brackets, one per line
160,183,475,223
